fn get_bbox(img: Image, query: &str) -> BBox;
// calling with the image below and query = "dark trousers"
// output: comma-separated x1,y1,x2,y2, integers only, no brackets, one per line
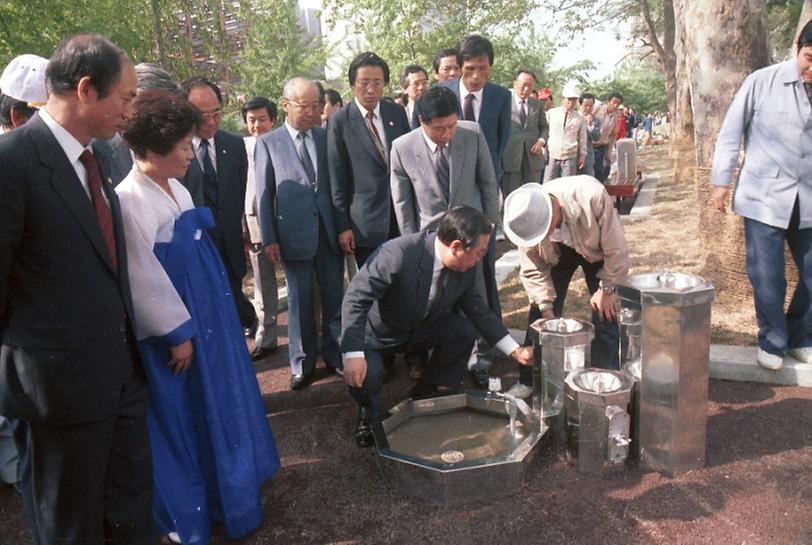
14,368,158,545
593,145,609,183
349,313,477,420
520,243,619,385
744,198,812,356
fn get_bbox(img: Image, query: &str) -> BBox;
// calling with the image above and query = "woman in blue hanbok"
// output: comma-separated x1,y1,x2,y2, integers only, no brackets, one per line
116,89,279,544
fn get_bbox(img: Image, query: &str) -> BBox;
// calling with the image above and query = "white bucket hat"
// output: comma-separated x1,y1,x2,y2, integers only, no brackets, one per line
503,183,553,247
561,81,581,99
0,54,48,106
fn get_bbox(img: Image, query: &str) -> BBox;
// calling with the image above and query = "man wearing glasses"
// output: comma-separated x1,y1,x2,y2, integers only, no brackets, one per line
400,64,429,129
181,76,256,332
328,51,411,268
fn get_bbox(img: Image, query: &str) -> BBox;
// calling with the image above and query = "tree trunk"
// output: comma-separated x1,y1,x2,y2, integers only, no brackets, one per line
671,0,693,147
682,0,770,305
151,0,166,67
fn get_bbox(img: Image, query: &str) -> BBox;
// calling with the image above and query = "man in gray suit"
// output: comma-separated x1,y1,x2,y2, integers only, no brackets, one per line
242,96,279,361
342,207,533,447
180,76,256,330
501,69,548,196
255,78,344,390
390,86,501,379
328,51,411,267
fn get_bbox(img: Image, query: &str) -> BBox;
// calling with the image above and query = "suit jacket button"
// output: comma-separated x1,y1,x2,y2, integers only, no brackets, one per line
119,323,126,333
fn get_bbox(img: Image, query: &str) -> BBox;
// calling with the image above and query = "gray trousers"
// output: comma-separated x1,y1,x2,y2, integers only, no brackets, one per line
543,156,578,183
248,243,279,349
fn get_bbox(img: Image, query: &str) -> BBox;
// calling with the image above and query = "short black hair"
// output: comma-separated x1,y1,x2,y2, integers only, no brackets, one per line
607,92,624,103
799,19,812,49
241,96,277,123
122,89,202,157
0,94,36,128
458,35,495,67
180,76,223,106
348,51,390,86
437,206,494,250
514,68,536,81
579,92,596,104
432,48,459,73
417,86,458,124
46,33,128,99
325,88,342,107
314,81,326,104
400,64,427,89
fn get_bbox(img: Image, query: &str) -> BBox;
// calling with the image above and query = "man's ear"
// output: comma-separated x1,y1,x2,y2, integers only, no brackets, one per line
448,239,464,254
76,76,97,104
9,108,29,128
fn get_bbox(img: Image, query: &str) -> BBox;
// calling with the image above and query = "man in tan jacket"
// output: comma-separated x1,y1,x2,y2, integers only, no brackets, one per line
502,176,629,397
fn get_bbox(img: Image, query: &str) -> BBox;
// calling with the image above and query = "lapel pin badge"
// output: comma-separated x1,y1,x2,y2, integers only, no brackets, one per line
388,121,394,126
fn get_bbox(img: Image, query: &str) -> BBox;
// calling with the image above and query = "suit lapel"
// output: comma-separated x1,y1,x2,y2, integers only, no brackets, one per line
414,233,435,323
93,142,128,275
348,102,386,168
446,135,464,205
214,131,230,205
380,103,399,154
28,117,116,273
183,157,204,207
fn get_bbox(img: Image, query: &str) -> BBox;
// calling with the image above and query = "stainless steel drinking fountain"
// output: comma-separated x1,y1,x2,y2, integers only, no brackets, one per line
528,318,594,433
374,391,546,505
618,271,715,477
564,368,634,475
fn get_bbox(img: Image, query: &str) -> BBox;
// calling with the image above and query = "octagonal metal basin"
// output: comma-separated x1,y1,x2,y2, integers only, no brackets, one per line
373,391,546,505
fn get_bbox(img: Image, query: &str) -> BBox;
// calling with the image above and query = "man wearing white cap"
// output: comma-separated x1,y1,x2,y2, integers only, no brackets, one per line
543,81,587,183
0,53,48,132
503,175,629,398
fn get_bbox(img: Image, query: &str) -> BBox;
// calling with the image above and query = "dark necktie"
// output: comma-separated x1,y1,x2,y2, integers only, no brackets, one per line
563,110,569,130
435,145,450,201
365,110,386,161
78,150,117,271
425,268,448,321
200,140,217,208
519,99,527,128
296,131,317,188
463,93,475,121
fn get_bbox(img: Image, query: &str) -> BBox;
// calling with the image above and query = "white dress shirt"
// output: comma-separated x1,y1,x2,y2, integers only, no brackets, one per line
193,135,217,172
459,80,484,121
354,98,388,157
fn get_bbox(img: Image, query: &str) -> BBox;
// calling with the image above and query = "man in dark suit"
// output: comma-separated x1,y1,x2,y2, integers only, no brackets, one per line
0,34,158,544
434,34,511,387
328,51,411,267
400,64,428,129
255,78,344,390
341,207,533,447
180,76,256,330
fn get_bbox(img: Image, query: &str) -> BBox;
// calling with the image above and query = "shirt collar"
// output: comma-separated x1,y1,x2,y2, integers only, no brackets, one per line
459,79,484,102
193,135,215,151
513,91,526,107
354,97,381,120
421,126,442,153
39,108,90,164
285,121,311,141
780,58,802,84
432,237,445,273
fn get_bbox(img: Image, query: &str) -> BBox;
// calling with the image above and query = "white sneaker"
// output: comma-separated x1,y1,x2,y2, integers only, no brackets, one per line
506,382,533,399
788,346,812,364
757,348,783,370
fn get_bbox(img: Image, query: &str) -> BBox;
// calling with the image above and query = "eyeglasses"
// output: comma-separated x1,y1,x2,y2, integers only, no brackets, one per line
355,79,385,90
287,100,322,112
200,109,222,121
410,78,429,88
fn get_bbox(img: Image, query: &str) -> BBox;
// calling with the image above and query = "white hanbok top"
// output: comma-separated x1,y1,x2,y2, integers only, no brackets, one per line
116,165,196,343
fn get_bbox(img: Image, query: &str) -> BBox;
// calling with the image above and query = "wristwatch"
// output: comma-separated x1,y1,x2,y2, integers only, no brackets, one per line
600,283,616,295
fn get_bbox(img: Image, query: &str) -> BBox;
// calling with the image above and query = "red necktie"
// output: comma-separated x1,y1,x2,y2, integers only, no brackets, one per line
365,111,386,161
79,150,117,271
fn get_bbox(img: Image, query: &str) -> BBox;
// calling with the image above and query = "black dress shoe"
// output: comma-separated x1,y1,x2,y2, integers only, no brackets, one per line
250,346,277,361
471,368,490,389
354,406,375,448
290,373,314,391
409,378,439,400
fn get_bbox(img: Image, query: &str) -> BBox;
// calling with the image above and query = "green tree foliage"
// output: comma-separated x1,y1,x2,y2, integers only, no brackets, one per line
767,0,804,57
587,57,667,113
234,0,325,102
324,0,548,93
